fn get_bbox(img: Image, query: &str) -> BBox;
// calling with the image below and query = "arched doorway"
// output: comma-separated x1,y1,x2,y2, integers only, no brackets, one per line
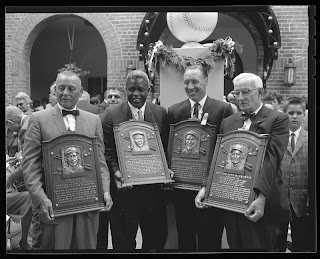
30,15,107,102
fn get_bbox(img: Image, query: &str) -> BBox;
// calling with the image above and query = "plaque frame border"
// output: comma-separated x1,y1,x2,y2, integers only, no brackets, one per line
114,120,174,186
168,119,216,191
203,130,269,213
42,133,105,217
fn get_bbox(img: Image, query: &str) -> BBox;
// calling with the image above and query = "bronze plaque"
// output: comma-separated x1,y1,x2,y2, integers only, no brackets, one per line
114,120,174,186
167,120,216,191
42,134,105,217
203,130,269,213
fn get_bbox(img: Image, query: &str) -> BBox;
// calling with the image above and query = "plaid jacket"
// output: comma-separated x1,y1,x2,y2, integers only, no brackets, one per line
281,128,308,217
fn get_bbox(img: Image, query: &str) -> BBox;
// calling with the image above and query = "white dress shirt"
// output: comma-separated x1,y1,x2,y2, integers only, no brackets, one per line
241,103,263,130
57,103,77,131
289,126,302,147
128,101,146,121
189,95,208,119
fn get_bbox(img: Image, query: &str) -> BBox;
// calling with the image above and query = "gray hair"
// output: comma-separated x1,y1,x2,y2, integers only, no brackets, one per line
56,71,81,87
104,86,127,98
6,105,24,122
232,73,263,90
78,90,90,102
15,92,31,103
50,82,56,94
126,70,150,86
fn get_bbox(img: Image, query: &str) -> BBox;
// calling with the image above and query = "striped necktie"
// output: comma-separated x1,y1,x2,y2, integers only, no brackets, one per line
137,110,143,121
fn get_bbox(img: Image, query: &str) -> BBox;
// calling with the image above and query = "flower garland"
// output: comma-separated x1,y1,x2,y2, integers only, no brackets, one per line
146,37,243,79
58,63,90,78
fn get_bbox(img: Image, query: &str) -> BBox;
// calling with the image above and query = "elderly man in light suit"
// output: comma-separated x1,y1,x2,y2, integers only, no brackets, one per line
22,71,113,249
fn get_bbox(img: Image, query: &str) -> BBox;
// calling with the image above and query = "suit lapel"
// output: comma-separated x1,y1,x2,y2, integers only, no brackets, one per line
292,129,307,157
202,97,213,121
249,105,268,132
144,103,155,123
52,105,68,134
180,100,192,121
122,102,134,121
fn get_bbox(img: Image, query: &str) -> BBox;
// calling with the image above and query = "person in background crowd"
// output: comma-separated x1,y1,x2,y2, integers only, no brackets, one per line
41,97,49,110
99,86,127,113
168,64,233,251
76,90,100,114
263,100,275,110
195,73,291,252
22,71,113,249
97,86,127,250
262,91,283,112
227,92,239,114
275,97,311,252
46,82,57,109
6,105,39,250
101,70,170,252
15,92,33,115
301,96,308,131
33,100,44,112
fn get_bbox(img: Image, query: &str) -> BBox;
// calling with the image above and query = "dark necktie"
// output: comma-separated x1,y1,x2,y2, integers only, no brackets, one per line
137,110,143,121
62,109,79,117
291,132,295,151
240,112,255,121
193,103,200,119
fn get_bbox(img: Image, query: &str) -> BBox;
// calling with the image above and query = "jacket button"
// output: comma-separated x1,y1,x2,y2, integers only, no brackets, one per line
290,188,293,191
291,159,295,164
291,174,294,177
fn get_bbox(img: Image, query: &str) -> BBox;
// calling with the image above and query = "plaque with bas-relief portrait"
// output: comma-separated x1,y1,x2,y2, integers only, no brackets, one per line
168,120,216,191
114,121,174,186
42,134,105,217
203,130,269,214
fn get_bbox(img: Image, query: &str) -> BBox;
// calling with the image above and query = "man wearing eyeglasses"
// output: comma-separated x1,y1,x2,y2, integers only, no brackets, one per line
15,92,33,115
195,72,291,251
22,71,113,249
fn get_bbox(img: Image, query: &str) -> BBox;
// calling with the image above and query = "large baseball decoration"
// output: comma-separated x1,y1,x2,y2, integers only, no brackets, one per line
167,12,218,48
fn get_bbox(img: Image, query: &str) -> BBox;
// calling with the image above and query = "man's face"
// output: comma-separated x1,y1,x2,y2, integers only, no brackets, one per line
106,89,125,106
56,74,83,110
66,152,79,167
133,134,144,147
126,78,149,109
271,98,279,110
233,81,262,114
231,149,242,165
49,87,57,106
286,104,304,132
185,134,197,150
6,119,20,133
183,69,207,102
16,99,29,112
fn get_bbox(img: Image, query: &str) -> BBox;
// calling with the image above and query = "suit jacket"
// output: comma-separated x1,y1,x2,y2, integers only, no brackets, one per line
18,115,31,151
167,96,234,134
100,101,168,176
281,128,308,217
220,105,291,223
76,100,100,114
22,105,110,224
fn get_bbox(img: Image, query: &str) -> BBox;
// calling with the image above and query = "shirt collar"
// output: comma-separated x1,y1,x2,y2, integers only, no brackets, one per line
104,99,108,104
57,103,77,112
128,101,146,114
189,94,208,108
290,127,302,138
252,103,263,115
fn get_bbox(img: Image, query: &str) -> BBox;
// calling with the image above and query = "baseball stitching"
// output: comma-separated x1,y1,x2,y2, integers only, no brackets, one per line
168,13,176,36
182,12,215,32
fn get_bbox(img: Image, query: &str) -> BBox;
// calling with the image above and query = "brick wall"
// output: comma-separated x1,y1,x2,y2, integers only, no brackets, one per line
269,6,309,100
5,8,309,105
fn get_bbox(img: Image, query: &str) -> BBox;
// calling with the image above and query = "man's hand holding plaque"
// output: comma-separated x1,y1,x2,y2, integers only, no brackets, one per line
244,192,266,222
194,186,209,209
114,170,133,191
103,191,113,211
39,198,54,223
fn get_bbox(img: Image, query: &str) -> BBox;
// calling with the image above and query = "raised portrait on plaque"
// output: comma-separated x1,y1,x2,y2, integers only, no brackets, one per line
62,146,85,177
42,134,105,217
203,130,269,214
114,120,173,186
168,120,216,191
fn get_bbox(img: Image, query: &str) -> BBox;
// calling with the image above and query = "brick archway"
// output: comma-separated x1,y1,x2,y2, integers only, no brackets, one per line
6,13,122,97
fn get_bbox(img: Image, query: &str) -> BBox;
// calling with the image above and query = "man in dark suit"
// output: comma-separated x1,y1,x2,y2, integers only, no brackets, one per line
76,90,100,114
167,64,233,251
100,70,169,251
195,72,291,251
22,71,113,249
275,97,311,252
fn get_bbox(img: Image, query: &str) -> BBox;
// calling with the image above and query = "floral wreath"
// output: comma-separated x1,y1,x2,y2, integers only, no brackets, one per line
58,63,90,78
146,37,243,79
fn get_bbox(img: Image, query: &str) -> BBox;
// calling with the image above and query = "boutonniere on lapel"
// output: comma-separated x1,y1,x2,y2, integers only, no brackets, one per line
201,113,209,125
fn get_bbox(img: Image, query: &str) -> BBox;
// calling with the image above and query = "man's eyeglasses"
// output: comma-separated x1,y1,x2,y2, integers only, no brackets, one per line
231,89,256,97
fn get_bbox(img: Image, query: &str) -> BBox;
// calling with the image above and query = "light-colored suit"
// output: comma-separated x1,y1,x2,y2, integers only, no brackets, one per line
281,128,308,217
22,105,110,249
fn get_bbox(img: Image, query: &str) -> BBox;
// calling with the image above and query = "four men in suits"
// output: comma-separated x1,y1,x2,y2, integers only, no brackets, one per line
22,71,113,249
100,70,169,251
196,72,291,251
276,97,311,252
168,65,234,251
